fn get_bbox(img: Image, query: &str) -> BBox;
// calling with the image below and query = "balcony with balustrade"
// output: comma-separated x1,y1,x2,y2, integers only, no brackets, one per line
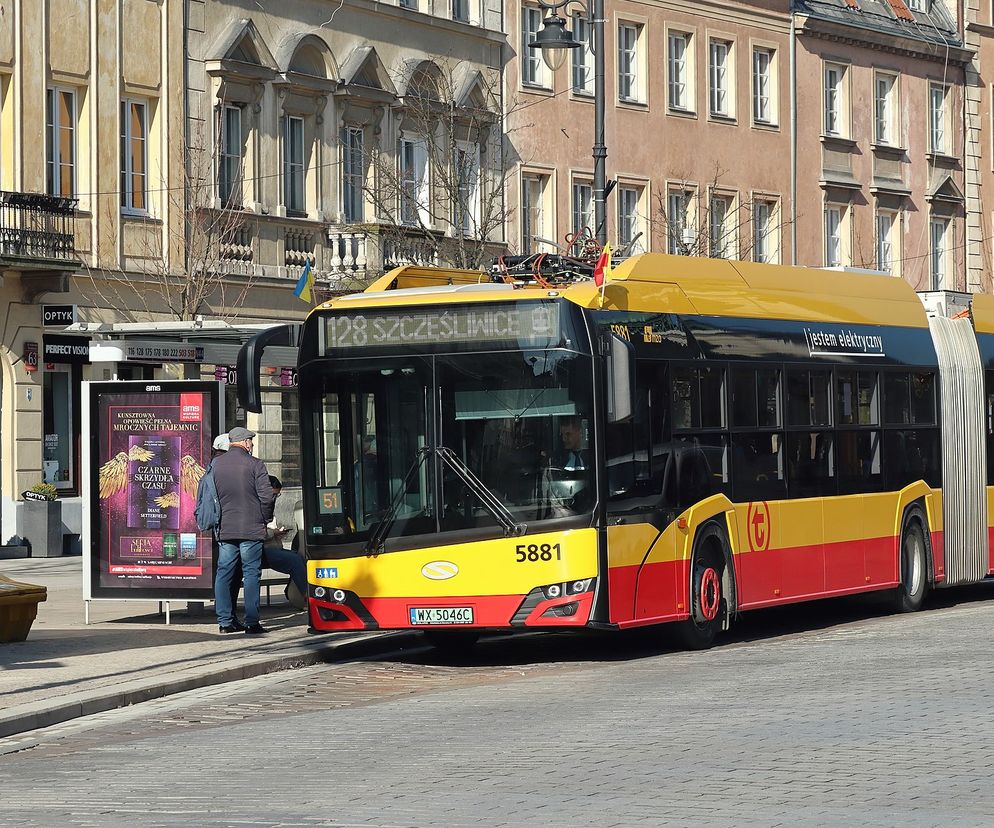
323,222,502,288
0,191,81,298
211,212,501,297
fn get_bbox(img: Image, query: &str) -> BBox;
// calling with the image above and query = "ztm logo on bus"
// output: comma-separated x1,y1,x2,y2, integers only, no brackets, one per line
747,502,771,552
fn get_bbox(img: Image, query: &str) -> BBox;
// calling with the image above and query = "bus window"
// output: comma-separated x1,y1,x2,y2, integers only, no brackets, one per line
673,435,729,508
732,367,781,429
317,395,342,493
883,372,912,424
673,365,726,430
607,363,670,516
700,367,724,428
787,431,835,498
838,370,879,426
311,363,432,541
352,395,379,525
758,369,781,427
437,350,594,527
883,429,941,489
837,430,882,494
672,367,694,430
787,368,831,427
911,372,936,424
731,368,758,427
731,432,785,500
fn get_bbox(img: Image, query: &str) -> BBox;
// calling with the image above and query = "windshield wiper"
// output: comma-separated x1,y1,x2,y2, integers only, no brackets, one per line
365,446,431,555
436,445,526,537
365,445,525,553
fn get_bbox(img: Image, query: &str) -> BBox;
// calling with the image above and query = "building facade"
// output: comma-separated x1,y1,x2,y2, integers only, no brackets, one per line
794,0,970,289
966,0,994,294
505,0,974,290
0,0,189,547
507,0,794,262
0,0,509,551
186,0,507,286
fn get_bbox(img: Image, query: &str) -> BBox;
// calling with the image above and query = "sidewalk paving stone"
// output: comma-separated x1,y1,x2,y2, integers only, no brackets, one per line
0,556,415,738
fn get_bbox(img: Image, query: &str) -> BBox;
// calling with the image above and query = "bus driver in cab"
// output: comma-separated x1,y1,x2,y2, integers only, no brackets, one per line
545,416,591,516
555,416,588,471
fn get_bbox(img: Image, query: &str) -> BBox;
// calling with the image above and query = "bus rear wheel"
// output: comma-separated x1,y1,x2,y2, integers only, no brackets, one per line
893,514,928,613
673,525,727,650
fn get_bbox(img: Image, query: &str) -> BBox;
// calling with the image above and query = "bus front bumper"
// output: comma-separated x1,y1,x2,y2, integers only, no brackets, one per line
308,586,595,632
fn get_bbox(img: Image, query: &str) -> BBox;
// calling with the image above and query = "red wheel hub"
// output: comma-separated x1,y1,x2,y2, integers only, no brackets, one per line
699,567,721,621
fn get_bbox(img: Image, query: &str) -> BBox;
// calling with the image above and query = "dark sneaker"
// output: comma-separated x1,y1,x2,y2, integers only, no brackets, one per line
219,619,246,633
244,623,266,635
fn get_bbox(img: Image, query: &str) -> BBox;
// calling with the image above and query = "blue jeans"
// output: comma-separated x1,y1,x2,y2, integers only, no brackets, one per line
263,543,307,596
215,540,262,626
228,542,307,608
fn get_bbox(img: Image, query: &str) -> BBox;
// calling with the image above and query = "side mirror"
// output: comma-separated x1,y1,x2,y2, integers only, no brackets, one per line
236,324,301,413
606,333,635,423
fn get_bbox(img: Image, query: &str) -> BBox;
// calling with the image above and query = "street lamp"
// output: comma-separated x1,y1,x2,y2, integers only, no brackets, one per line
528,0,607,246
530,15,579,71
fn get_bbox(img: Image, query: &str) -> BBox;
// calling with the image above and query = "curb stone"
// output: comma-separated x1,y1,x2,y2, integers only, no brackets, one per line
0,630,419,740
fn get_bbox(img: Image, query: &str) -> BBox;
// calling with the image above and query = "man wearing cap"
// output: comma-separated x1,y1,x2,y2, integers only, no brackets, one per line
211,426,275,635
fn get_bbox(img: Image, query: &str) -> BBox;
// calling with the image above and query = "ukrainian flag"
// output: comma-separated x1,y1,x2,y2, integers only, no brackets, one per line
293,259,314,303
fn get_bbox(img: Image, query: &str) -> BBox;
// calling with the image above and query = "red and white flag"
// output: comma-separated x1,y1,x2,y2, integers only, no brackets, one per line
593,243,612,287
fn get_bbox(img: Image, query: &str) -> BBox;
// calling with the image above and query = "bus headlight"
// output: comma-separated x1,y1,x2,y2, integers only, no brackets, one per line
541,579,594,600
314,586,326,598
332,589,346,603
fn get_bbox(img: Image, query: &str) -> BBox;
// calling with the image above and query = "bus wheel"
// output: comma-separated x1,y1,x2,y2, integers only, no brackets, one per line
674,525,727,650
893,513,928,613
422,630,480,654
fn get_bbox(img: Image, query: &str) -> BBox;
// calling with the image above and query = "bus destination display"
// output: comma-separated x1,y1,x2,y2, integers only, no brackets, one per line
323,303,560,350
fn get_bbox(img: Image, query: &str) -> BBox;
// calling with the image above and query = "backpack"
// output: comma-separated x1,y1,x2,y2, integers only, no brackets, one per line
194,466,221,534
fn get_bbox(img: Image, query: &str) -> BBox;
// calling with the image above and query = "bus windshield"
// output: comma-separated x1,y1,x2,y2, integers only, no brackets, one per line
307,349,594,547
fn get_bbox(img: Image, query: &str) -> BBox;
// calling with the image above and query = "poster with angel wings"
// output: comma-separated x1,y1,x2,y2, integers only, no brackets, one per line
89,383,220,598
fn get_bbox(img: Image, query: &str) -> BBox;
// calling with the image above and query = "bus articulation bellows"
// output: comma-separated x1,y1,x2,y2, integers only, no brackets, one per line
238,253,994,649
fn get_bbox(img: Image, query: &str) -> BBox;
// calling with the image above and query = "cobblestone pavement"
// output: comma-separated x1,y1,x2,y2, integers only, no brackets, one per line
3,585,994,827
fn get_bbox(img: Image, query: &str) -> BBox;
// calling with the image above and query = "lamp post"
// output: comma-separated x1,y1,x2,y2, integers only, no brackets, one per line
529,0,607,246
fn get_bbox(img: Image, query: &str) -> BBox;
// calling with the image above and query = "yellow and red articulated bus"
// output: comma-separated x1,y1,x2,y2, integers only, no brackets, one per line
239,253,994,650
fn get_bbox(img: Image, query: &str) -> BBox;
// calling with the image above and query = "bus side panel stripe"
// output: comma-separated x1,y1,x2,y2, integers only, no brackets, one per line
737,535,900,609
611,528,951,619
862,534,899,587
931,530,946,583
607,564,640,624
609,559,690,624
985,525,994,576
633,558,686,622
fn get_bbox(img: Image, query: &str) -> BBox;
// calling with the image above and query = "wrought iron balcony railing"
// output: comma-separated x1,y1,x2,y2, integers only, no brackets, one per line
0,191,78,264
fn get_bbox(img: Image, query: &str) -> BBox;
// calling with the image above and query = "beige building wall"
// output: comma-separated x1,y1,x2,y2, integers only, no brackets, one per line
966,0,994,292
506,1,793,261
0,0,189,545
185,0,507,483
794,10,970,290
186,0,506,288
506,0,973,295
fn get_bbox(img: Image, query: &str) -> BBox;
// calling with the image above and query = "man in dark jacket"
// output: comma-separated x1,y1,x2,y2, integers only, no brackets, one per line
212,426,275,635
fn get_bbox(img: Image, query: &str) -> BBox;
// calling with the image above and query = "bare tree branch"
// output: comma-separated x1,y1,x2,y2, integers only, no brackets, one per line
654,164,794,264
78,124,264,322
359,59,530,272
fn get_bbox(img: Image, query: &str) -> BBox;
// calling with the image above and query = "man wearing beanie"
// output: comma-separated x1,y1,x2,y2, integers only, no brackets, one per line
211,426,275,635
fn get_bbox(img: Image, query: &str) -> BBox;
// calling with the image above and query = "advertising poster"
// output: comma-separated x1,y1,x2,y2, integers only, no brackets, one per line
85,381,221,600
